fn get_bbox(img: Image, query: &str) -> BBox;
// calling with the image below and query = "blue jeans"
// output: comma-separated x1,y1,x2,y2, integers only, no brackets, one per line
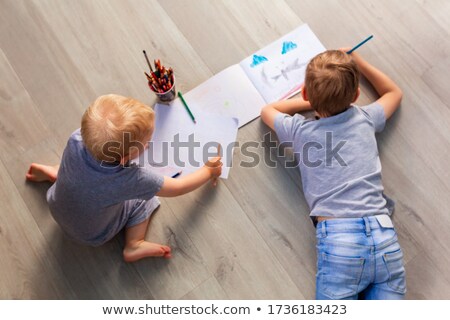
316,216,406,300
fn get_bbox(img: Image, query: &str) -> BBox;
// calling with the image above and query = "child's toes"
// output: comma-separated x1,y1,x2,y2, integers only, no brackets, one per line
162,246,171,258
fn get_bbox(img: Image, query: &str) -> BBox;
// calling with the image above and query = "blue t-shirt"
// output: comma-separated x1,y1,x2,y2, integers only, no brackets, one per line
274,102,394,218
46,129,164,245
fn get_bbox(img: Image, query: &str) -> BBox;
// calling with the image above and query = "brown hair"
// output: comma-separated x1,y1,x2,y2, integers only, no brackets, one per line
81,94,154,162
305,50,359,117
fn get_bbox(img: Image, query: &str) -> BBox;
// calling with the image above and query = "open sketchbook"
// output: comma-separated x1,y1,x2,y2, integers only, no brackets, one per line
184,24,325,127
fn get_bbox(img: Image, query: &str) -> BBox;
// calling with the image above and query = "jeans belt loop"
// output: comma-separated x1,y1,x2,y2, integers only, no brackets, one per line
363,216,371,236
321,220,327,238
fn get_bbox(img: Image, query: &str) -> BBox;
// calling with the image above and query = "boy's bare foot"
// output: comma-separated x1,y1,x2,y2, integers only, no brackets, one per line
26,163,59,183
123,240,172,262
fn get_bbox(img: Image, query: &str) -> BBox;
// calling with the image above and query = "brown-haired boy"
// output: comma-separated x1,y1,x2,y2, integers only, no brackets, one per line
261,50,405,299
27,94,222,262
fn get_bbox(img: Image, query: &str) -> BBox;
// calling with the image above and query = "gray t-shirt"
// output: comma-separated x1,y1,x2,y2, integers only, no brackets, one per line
47,129,164,246
274,102,394,218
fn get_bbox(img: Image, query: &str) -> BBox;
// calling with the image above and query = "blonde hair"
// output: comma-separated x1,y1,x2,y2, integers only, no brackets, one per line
305,50,359,117
81,94,154,162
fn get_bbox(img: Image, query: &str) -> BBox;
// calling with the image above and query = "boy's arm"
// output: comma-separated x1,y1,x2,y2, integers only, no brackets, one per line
347,50,403,119
156,157,222,197
261,97,312,130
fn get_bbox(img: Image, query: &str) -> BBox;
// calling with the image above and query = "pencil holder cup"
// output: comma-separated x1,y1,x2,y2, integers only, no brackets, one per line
152,76,176,103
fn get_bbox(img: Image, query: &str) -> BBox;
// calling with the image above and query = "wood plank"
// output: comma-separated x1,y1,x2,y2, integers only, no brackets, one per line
405,250,450,299
381,158,450,297
31,0,213,99
0,159,75,299
221,0,303,47
392,220,422,266
158,0,258,73
0,0,92,145
164,183,304,299
0,48,50,163
414,0,450,35
181,277,228,300
422,56,450,110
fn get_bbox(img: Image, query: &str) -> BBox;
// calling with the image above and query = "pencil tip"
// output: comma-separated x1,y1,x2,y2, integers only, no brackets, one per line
194,120,197,124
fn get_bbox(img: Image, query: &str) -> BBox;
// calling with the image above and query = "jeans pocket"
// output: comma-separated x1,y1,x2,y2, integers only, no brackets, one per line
320,252,365,299
383,249,406,294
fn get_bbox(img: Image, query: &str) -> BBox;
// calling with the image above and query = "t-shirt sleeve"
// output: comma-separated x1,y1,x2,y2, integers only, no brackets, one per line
126,167,164,200
361,102,386,133
273,113,305,144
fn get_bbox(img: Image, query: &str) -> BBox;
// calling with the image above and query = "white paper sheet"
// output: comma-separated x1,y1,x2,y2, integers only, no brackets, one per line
184,64,267,128
240,24,326,103
137,102,238,179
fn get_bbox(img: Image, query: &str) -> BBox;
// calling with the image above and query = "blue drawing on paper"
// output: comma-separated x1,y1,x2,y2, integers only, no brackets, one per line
250,54,268,68
261,58,307,85
281,41,298,54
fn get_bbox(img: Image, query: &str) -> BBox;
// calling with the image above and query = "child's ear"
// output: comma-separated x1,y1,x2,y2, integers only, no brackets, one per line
353,87,360,102
119,155,130,165
302,87,309,101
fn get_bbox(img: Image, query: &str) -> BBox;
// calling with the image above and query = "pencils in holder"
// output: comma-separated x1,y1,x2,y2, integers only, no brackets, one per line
142,53,174,93
178,91,197,124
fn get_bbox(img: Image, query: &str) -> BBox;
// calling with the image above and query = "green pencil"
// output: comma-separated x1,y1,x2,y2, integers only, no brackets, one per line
178,91,197,124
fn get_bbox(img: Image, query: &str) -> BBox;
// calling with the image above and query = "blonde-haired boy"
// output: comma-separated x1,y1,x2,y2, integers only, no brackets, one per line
81,94,156,163
261,50,405,299
27,94,222,262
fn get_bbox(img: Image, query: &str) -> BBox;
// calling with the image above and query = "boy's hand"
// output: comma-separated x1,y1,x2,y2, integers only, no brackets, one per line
205,156,222,186
339,46,402,119
338,47,362,62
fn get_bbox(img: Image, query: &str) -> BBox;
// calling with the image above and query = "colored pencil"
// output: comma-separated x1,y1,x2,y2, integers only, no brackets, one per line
144,72,152,81
171,171,182,178
347,35,374,54
142,50,154,72
177,91,197,124
280,84,303,101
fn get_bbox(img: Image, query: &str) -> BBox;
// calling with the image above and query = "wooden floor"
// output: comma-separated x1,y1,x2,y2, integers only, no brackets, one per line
1,0,449,299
